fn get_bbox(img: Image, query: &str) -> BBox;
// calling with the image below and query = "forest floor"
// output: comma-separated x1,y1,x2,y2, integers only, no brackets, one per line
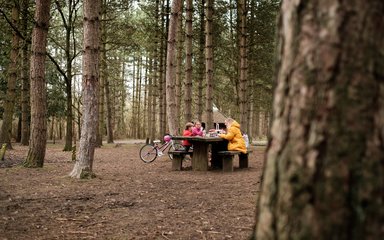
0,140,265,240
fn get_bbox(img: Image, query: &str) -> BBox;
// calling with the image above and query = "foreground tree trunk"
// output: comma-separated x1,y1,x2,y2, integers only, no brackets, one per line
70,0,100,179
166,0,182,135
24,0,51,168
253,1,384,239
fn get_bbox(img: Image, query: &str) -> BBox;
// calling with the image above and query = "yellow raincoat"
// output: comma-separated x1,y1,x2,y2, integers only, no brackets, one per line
218,121,247,153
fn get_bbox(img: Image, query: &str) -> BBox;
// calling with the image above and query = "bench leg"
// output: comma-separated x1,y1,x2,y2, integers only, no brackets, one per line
239,153,248,168
222,155,234,172
172,155,183,171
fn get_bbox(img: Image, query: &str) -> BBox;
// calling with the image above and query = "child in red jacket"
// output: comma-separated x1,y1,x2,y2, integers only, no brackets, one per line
182,122,194,151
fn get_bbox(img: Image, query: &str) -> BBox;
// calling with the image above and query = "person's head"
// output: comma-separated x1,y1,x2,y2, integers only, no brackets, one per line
194,121,202,129
224,118,234,128
185,122,194,130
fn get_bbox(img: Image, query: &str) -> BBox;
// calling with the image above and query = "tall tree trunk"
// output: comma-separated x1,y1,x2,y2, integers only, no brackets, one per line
253,1,384,239
175,0,183,128
184,0,193,123
237,0,248,130
205,0,214,130
20,0,30,146
0,3,20,150
159,0,169,137
136,55,142,139
147,57,154,142
130,58,136,138
96,0,106,147
166,0,182,135
197,0,205,121
24,0,51,168
151,0,161,141
70,0,100,179
105,63,113,143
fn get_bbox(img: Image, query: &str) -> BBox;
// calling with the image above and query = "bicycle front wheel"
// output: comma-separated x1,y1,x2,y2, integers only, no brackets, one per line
139,144,158,163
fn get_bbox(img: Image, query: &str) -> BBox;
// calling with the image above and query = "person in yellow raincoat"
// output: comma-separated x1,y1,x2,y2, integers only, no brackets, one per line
218,118,247,154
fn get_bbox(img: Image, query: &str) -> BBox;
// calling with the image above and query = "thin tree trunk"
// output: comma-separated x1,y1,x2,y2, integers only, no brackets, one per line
253,1,384,239
105,63,113,143
205,0,214,130
147,57,154,142
197,0,205,121
0,3,20,150
70,0,100,178
136,55,142,139
175,0,183,128
20,0,30,146
184,0,193,123
238,0,248,130
24,0,51,168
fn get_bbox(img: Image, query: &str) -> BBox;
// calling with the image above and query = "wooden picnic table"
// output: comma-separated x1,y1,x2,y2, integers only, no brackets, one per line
171,136,227,171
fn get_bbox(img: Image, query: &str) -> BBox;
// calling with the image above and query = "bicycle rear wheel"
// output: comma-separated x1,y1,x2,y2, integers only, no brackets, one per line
168,143,184,160
139,144,158,163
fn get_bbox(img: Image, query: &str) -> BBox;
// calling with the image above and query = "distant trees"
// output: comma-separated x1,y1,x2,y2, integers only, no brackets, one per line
253,0,384,239
0,0,279,159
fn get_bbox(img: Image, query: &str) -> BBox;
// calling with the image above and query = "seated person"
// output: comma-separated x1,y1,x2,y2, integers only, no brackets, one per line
182,122,194,151
218,118,247,154
192,121,204,136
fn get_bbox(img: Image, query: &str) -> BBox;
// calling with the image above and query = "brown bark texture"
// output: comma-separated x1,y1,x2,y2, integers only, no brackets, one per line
166,0,182,135
184,0,193,123
0,4,19,149
205,0,214,129
20,0,30,146
24,0,51,168
70,0,100,178
253,0,384,239
238,0,248,132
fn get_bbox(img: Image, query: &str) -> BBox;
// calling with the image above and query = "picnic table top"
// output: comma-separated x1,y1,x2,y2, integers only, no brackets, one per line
171,136,224,142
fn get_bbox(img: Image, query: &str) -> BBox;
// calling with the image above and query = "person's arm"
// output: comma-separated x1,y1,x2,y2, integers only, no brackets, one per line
192,127,203,136
218,127,235,140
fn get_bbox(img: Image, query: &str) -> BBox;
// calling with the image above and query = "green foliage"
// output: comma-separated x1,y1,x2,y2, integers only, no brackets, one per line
46,63,66,118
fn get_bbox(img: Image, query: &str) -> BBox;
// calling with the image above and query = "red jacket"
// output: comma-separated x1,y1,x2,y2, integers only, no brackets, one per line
182,129,192,146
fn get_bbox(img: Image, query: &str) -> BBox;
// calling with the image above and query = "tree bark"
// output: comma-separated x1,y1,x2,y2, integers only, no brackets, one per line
237,0,248,131
24,0,51,168
166,0,182,135
197,0,205,121
205,0,214,129
253,1,384,239
184,0,193,123
70,0,100,178
0,3,20,150
20,0,30,146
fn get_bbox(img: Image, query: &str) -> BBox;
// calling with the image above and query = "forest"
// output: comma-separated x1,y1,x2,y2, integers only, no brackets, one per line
1,0,383,239
0,0,278,150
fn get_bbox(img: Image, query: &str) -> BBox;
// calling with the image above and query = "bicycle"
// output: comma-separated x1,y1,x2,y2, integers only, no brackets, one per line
139,134,184,163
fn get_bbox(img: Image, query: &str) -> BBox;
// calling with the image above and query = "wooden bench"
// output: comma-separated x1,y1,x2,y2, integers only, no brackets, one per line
217,149,253,172
168,150,193,171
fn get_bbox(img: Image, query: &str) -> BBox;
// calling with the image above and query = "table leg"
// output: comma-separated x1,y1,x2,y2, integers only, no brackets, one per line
191,141,209,171
211,141,227,169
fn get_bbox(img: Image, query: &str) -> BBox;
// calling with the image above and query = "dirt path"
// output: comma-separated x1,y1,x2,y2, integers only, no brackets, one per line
0,142,264,239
